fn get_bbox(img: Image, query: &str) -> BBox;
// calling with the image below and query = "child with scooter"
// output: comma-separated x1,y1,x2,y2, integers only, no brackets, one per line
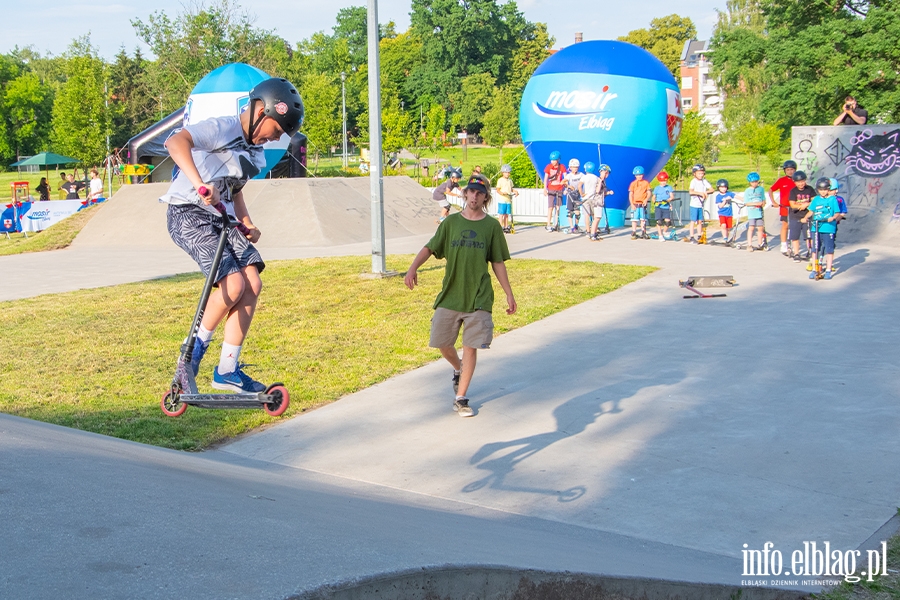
803,178,841,279
652,171,675,241
629,166,651,239
495,164,517,233
580,162,600,241
743,172,767,251
404,174,517,417
543,151,567,232
714,179,735,244
687,164,712,244
564,158,584,234
161,77,304,393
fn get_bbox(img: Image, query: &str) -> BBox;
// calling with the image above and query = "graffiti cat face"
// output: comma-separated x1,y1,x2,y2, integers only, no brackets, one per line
846,129,900,177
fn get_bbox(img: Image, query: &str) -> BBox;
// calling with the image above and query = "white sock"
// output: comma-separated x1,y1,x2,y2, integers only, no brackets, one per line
197,325,214,346
219,343,241,374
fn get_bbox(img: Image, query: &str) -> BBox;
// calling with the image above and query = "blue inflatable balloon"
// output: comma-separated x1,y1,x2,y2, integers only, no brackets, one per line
520,41,683,227
185,63,289,179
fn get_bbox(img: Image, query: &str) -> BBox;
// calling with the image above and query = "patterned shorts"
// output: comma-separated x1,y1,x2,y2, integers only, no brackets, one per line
167,203,264,284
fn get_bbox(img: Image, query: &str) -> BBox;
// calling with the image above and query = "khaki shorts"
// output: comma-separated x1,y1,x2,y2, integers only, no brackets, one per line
429,308,494,349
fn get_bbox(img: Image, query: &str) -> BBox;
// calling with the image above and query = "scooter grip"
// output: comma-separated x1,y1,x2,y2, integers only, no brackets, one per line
197,185,209,197
212,202,252,236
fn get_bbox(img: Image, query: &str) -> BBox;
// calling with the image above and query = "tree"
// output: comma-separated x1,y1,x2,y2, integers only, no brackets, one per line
449,73,496,134
480,86,519,161
733,118,784,171
299,72,342,167
618,15,697,78
506,22,554,97
107,48,157,151
132,0,288,114
50,37,109,166
663,112,717,187
5,72,52,157
710,0,900,128
408,0,528,104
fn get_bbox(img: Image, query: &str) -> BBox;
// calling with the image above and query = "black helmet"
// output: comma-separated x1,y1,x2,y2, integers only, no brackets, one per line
782,160,798,170
716,179,729,188
816,177,831,189
247,78,304,139
792,171,807,181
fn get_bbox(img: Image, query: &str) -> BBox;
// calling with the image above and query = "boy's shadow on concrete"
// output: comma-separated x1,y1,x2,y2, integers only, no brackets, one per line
463,371,684,503
833,248,868,273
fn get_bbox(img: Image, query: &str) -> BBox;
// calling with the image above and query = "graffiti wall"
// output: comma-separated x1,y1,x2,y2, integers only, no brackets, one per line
793,126,900,244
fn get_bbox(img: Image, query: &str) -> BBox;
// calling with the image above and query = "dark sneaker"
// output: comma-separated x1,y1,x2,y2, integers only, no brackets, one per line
793,255,802,263
212,364,266,393
631,233,638,240
453,397,474,417
452,369,461,393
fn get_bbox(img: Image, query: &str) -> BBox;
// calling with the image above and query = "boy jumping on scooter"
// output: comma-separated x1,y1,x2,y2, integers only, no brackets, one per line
160,77,304,392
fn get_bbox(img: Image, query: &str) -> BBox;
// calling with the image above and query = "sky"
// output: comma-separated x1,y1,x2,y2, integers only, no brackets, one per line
2,0,726,61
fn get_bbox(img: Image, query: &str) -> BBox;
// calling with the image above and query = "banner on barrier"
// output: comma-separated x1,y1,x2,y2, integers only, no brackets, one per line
12,200,90,232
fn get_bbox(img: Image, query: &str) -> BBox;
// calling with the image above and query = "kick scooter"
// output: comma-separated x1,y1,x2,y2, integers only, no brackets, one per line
161,188,290,417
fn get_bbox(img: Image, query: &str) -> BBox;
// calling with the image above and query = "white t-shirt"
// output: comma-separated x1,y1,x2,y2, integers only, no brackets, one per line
689,177,712,208
565,171,583,194
159,115,266,216
89,178,103,199
580,173,599,201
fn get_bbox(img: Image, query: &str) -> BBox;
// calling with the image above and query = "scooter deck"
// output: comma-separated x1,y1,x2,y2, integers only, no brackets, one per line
679,276,735,288
180,393,270,409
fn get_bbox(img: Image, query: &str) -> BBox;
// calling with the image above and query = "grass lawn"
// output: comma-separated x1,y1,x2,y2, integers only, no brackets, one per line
812,525,900,599
0,255,654,451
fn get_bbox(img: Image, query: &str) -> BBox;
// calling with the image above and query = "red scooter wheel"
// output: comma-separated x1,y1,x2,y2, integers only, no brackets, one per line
161,389,187,417
263,385,290,417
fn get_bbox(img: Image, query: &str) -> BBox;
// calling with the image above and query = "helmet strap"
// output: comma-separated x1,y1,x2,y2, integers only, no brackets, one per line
246,99,262,145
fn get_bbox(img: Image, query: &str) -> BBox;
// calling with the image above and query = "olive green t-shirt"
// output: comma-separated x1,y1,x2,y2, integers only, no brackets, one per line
426,212,510,313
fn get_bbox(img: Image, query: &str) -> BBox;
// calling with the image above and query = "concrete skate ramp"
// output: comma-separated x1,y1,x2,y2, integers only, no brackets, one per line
71,177,437,249
294,566,807,600
792,125,900,245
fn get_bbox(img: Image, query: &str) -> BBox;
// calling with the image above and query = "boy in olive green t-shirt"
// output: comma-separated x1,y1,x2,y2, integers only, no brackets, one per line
405,174,517,417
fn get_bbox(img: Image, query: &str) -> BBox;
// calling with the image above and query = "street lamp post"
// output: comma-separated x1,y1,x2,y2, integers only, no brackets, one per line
341,71,348,170
367,0,387,275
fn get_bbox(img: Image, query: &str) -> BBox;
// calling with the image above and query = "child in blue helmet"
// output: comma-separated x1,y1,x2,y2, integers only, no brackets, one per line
629,166,651,239
714,179,735,244
803,177,841,279
743,172,767,251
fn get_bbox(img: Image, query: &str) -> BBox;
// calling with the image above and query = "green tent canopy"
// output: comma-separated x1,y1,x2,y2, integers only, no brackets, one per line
11,152,79,167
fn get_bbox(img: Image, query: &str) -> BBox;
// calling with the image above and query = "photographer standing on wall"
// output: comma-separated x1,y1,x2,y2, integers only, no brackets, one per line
833,96,868,126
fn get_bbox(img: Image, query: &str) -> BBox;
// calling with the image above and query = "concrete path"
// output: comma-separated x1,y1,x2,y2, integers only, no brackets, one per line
2,218,899,599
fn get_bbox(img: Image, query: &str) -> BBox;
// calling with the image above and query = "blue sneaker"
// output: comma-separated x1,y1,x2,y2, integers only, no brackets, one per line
824,270,833,280
809,271,816,280
212,364,266,393
190,341,208,377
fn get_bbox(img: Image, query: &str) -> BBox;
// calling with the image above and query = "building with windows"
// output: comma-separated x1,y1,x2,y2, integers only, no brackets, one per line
679,40,723,130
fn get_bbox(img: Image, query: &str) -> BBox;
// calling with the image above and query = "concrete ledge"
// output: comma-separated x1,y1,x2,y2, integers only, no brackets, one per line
290,565,810,600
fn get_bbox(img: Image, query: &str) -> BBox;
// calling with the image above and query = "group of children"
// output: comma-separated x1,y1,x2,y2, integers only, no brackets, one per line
541,152,614,240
